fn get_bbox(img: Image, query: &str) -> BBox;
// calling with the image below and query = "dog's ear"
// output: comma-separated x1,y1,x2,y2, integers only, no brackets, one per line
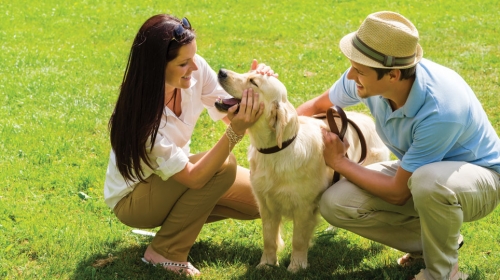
268,100,287,148
268,101,278,131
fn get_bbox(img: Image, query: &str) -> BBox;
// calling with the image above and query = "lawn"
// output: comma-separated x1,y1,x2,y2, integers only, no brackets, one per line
1,0,499,279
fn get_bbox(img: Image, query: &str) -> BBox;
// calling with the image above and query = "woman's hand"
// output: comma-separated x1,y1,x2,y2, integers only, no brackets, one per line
227,88,264,135
322,128,350,169
250,59,278,77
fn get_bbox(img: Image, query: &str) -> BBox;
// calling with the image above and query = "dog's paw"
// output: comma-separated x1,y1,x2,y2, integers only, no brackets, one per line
258,252,279,268
287,261,308,273
256,262,279,270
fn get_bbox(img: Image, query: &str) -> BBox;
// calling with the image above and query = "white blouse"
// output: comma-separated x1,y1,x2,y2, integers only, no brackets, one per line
104,54,230,209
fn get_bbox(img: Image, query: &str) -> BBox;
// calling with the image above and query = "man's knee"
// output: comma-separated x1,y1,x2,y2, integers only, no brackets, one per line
319,182,361,226
409,164,447,206
319,189,341,226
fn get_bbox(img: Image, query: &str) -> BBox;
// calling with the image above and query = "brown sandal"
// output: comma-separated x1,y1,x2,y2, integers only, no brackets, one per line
141,257,200,276
397,252,423,267
413,262,468,280
398,234,464,267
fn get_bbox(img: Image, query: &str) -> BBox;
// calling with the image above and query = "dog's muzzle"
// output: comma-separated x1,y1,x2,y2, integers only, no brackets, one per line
216,69,241,113
215,97,240,113
218,69,228,79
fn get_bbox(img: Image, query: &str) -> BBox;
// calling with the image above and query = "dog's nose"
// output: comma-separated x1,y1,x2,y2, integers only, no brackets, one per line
218,69,227,79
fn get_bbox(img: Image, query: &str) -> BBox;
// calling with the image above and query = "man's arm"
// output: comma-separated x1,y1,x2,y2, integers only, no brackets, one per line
296,89,334,116
323,130,412,205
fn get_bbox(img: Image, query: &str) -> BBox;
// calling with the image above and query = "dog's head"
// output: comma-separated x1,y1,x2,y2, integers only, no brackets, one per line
217,69,296,147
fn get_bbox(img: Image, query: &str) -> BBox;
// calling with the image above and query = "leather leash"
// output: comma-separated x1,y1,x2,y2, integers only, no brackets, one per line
315,105,368,184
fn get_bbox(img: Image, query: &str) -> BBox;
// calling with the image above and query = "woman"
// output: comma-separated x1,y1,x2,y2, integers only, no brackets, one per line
104,14,274,276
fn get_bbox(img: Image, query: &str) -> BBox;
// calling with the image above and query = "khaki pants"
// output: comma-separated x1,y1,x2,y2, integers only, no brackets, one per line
113,153,259,262
320,160,500,280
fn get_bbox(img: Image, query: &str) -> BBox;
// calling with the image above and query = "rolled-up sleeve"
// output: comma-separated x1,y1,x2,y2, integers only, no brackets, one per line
155,149,189,180
147,135,189,181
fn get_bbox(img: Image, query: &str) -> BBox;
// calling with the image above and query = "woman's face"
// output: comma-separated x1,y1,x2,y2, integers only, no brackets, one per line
165,39,199,91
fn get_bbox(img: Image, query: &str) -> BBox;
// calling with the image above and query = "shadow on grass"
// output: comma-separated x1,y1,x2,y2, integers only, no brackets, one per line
71,232,482,280
71,238,263,280
232,231,423,280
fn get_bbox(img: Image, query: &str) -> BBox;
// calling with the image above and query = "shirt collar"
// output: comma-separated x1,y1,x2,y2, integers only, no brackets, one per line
390,62,426,118
184,76,198,95
163,76,198,117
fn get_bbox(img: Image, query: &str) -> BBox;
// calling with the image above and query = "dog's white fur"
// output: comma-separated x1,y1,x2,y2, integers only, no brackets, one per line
218,69,389,272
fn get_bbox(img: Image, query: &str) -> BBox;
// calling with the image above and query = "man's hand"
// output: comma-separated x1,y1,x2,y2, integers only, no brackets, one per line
322,128,350,169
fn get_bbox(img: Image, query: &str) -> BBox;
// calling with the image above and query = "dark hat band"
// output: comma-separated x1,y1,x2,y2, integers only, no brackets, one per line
352,35,416,67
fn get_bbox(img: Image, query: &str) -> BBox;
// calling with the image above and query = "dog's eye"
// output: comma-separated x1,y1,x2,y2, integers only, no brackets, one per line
249,79,258,87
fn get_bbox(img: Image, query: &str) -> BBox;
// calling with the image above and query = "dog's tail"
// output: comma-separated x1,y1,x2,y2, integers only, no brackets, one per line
277,224,285,251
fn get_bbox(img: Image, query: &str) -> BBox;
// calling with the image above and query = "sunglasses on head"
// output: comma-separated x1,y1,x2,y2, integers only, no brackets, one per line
172,17,191,42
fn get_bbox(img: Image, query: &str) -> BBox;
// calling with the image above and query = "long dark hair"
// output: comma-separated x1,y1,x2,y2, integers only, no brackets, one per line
109,14,196,183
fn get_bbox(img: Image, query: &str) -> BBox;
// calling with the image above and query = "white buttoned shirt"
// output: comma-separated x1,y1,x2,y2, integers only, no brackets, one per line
104,54,230,209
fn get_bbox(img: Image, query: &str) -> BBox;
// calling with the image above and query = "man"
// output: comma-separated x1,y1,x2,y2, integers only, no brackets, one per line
297,11,500,280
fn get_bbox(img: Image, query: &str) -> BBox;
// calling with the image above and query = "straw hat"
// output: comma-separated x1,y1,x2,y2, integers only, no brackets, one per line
339,11,423,69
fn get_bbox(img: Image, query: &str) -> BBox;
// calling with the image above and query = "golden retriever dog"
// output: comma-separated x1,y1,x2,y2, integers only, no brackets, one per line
216,69,389,272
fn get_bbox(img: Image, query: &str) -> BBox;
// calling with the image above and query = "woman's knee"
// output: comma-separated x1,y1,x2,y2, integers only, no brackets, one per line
218,153,237,175
210,153,238,193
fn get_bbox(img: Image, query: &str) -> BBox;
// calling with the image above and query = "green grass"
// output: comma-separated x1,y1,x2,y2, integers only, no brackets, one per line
1,0,499,279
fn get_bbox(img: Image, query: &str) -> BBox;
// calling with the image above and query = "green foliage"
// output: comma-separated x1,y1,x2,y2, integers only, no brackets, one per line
1,0,499,279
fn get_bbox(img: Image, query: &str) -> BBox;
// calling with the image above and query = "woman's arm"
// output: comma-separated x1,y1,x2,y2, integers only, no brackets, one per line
171,88,263,189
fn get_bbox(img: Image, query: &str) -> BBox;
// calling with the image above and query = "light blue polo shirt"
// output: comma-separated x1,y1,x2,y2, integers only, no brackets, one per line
329,58,500,174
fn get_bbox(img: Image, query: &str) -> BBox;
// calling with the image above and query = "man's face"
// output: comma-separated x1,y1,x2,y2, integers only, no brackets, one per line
346,60,392,98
